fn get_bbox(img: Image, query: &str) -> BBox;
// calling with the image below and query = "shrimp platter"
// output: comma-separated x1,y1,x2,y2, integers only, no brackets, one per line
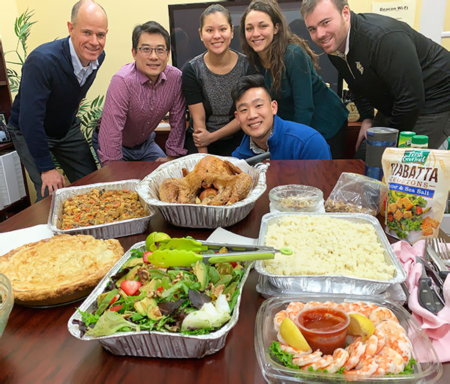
255,296,443,383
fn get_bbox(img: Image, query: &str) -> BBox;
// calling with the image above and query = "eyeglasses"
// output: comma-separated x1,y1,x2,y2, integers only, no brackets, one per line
138,46,168,57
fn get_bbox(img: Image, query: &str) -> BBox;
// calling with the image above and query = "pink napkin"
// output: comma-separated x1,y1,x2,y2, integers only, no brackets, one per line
392,240,450,362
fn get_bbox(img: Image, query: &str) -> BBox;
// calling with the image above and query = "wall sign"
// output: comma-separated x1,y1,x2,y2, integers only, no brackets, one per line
372,1,416,27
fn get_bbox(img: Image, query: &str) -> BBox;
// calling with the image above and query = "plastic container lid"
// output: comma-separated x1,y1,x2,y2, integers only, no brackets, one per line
412,135,429,145
268,185,323,212
399,131,416,138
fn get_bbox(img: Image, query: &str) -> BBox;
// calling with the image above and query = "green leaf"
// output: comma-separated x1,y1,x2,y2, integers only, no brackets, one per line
268,341,299,370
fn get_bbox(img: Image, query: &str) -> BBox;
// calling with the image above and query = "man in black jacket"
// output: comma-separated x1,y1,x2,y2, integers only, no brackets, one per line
302,0,450,154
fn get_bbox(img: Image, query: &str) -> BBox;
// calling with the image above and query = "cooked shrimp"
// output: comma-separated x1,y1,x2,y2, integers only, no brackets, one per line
369,307,399,326
348,302,362,313
325,348,349,374
302,354,333,371
292,350,323,367
322,301,338,309
376,320,405,337
357,303,379,318
344,355,378,377
304,301,324,310
286,301,304,322
376,321,412,363
373,328,386,355
362,333,379,357
336,302,352,313
373,347,405,375
386,334,412,363
345,338,366,370
273,310,287,332
279,344,312,358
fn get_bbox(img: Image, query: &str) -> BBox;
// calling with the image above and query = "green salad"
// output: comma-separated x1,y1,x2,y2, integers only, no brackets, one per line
75,234,246,338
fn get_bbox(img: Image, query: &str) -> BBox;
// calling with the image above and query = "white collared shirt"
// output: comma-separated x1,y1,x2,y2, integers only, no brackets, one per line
69,38,99,86
332,26,351,59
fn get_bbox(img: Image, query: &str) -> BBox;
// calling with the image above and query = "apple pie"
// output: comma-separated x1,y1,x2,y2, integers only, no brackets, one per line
0,234,124,303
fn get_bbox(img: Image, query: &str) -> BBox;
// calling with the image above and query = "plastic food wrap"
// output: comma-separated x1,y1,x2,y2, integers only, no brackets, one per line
324,173,388,216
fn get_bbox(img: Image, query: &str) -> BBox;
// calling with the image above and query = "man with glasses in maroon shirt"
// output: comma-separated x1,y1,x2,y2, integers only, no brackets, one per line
93,21,187,165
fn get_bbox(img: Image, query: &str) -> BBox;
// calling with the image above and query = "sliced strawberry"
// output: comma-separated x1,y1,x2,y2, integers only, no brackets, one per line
110,304,123,312
109,294,120,306
120,280,142,296
143,251,153,264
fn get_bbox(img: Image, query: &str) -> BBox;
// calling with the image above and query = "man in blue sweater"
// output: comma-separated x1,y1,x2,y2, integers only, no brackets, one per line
7,0,108,201
231,75,331,160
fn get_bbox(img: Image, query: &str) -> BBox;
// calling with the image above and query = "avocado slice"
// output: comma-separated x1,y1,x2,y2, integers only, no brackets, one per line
216,274,232,287
139,278,162,294
134,297,157,316
193,261,209,291
96,292,109,308
208,266,220,284
223,281,237,295
115,274,128,288
125,265,141,281
123,257,144,269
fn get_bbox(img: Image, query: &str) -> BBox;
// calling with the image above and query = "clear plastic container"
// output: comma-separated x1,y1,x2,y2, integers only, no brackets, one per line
0,273,14,338
255,294,443,383
269,185,324,213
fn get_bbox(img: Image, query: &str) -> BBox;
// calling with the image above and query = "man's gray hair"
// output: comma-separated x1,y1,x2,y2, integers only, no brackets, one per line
71,0,107,24
301,0,349,18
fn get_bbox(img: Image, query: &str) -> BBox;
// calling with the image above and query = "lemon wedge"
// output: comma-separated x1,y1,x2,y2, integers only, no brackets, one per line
279,318,311,351
347,313,375,340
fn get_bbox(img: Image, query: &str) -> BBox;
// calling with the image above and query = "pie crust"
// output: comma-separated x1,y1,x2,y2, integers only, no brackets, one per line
0,234,124,302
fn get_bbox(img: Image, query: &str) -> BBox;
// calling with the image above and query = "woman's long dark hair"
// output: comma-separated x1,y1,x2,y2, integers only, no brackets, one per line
240,0,319,94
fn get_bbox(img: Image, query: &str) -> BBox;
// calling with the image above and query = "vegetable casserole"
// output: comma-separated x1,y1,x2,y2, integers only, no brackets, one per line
62,189,146,230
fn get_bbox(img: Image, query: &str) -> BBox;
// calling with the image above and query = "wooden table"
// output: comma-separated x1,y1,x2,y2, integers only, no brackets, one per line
0,160,448,383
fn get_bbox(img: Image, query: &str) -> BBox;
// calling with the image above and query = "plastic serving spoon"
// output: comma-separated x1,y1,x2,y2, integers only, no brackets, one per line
147,238,275,267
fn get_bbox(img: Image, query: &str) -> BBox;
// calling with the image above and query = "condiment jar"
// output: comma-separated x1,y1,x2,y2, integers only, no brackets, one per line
411,135,429,148
398,131,415,148
295,306,350,355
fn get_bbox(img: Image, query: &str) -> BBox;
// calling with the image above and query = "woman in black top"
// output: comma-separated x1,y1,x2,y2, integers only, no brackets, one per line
182,4,256,155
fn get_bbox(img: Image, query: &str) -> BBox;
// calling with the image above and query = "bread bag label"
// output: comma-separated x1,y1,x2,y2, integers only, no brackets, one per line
382,148,450,243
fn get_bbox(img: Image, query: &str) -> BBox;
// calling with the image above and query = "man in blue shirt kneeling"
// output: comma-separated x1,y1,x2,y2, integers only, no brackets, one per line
231,75,332,160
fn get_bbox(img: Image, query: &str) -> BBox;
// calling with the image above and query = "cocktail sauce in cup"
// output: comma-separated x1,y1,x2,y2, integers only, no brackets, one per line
296,306,350,355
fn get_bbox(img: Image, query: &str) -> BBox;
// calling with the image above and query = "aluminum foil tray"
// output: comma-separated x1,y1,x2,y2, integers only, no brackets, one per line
255,274,407,305
68,241,252,358
135,154,268,228
255,212,406,295
49,180,155,239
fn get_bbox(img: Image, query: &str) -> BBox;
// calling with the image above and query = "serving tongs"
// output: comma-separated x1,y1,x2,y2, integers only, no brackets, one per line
147,238,276,267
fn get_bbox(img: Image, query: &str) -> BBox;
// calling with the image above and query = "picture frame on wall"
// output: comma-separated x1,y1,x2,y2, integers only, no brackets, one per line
0,113,11,143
